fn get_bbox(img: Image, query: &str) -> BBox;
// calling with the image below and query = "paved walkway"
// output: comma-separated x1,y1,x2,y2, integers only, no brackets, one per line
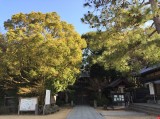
67,105,104,119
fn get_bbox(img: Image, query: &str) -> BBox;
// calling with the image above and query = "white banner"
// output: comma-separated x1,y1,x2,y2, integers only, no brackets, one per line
45,90,51,105
149,83,155,95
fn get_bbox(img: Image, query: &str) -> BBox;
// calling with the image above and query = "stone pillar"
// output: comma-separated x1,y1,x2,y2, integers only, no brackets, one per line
94,100,97,108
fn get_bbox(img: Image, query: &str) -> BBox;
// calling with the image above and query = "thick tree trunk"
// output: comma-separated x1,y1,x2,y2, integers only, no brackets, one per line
153,16,160,34
149,0,157,12
149,0,160,33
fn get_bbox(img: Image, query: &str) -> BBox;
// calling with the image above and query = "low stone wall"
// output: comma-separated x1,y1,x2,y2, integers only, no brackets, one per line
147,99,160,104
0,106,18,114
43,104,59,115
157,100,160,104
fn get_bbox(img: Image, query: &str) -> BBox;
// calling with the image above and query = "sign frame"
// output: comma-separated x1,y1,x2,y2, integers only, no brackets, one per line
18,97,38,115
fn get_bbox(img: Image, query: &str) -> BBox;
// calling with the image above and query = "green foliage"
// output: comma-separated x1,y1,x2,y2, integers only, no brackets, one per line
82,0,160,34
98,28,160,73
97,96,109,106
82,0,160,89
0,34,6,82
1,12,86,97
83,28,160,75
56,99,65,106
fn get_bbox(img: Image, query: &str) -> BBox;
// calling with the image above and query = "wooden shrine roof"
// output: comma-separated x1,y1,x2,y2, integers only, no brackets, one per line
107,79,131,88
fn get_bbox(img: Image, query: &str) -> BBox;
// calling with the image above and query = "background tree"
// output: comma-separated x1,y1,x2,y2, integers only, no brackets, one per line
89,63,123,95
82,32,124,94
1,12,86,102
82,0,160,36
0,33,6,84
83,28,160,74
96,28,160,73
81,0,160,74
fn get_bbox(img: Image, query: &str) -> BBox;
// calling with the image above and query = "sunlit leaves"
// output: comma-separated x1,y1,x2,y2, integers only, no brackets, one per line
96,29,160,73
82,0,159,34
83,27,160,75
1,12,86,95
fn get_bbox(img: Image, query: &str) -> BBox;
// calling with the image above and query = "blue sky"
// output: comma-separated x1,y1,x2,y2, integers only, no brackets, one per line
0,0,95,35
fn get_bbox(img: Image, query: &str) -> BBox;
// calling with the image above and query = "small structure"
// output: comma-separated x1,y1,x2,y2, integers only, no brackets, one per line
138,64,160,104
104,79,132,107
127,65,160,115
107,79,131,93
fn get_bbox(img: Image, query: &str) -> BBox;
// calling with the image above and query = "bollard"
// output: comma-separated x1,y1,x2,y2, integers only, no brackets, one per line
71,100,74,107
94,100,97,108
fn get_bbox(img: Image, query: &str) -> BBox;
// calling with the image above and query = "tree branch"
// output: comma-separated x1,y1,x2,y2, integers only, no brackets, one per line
144,2,150,5
149,29,156,37
150,22,154,27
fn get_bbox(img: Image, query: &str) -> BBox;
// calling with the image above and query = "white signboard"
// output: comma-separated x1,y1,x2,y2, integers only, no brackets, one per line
113,94,125,102
149,83,155,95
19,97,38,111
45,90,51,105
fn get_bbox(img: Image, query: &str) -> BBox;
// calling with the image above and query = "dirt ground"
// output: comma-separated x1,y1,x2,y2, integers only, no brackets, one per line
0,107,72,119
0,106,158,119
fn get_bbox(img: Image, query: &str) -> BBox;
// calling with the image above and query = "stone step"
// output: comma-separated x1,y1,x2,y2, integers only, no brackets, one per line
129,104,160,115
129,105,160,112
129,106,160,115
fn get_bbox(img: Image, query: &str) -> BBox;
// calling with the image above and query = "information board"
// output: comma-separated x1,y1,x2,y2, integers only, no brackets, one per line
19,97,38,111
113,94,125,102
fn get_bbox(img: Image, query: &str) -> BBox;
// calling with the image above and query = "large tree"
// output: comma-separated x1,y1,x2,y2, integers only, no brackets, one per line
82,32,127,101
0,34,6,83
1,12,86,98
81,0,160,74
82,0,160,36
83,29,160,75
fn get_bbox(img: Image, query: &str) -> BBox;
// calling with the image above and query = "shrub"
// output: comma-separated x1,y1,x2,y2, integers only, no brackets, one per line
97,96,109,106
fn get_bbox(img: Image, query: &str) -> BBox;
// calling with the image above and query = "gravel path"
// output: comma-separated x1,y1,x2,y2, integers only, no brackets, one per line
67,105,104,119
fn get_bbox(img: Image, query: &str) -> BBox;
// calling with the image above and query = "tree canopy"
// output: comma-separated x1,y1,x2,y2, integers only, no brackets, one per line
82,0,160,35
81,0,160,75
82,28,160,75
1,12,86,96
